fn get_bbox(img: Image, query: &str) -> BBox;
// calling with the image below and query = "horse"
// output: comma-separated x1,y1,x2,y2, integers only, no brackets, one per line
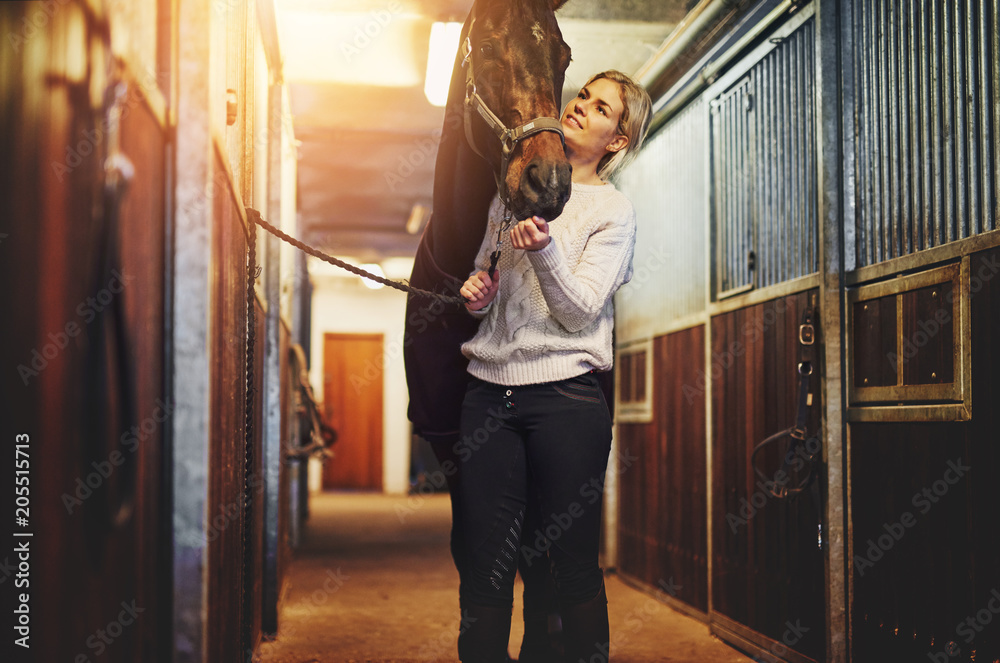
403,0,572,450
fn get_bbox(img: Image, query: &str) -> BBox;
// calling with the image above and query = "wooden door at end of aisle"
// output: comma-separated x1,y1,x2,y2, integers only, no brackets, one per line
322,333,384,490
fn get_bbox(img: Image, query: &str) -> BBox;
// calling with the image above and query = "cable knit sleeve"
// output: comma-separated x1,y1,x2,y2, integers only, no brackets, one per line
464,197,503,318
526,198,636,333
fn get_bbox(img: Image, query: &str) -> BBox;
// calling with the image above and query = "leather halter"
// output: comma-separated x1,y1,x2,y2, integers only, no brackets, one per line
461,12,566,209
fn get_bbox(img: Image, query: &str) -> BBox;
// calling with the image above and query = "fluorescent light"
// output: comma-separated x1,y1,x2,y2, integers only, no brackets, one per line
359,263,386,289
424,22,463,107
406,203,428,234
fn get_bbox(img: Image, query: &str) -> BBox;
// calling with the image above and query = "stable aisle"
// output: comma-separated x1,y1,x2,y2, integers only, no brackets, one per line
258,492,753,663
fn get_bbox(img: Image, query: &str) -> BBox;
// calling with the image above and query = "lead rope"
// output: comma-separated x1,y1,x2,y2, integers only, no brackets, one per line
240,208,467,659
245,208,467,306
242,213,259,661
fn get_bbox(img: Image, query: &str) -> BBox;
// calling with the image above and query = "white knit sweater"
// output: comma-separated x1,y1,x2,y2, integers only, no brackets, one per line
461,181,636,386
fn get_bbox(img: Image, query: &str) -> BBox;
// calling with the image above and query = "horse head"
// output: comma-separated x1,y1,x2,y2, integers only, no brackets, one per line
463,0,572,222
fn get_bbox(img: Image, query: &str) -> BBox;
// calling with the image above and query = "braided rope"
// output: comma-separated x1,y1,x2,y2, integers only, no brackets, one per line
241,213,258,660
245,208,467,306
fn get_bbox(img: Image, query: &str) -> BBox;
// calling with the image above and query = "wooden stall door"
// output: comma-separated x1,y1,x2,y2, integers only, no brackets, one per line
322,333,384,490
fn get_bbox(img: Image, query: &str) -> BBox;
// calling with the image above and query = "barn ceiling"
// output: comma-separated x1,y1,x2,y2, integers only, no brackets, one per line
274,0,696,265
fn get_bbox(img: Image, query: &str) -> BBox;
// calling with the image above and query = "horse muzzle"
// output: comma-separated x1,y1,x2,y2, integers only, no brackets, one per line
512,156,572,221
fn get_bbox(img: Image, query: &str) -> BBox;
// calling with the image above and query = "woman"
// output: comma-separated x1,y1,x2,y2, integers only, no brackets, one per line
456,70,652,662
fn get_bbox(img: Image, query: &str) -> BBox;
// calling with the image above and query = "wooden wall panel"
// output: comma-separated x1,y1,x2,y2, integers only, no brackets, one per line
710,290,825,661
618,325,709,613
117,81,169,663
208,153,264,660
850,247,1000,663
0,4,168,660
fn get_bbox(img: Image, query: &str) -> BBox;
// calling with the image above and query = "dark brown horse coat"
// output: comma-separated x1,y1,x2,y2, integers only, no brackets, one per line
404,0,572,446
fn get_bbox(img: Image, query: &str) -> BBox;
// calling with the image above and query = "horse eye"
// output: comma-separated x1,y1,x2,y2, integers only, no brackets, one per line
480,42,495,59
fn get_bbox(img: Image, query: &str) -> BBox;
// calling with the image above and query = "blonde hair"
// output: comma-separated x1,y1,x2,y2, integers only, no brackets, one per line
585,70,652,180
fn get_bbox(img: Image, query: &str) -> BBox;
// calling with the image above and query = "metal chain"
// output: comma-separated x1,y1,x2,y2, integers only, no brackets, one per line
488,204,514,278
241,214,259,661
245,208,467,306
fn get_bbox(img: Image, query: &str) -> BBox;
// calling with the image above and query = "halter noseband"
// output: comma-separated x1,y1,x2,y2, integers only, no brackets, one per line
461,14,566,209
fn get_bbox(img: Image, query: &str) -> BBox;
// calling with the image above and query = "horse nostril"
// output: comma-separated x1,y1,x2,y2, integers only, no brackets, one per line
523,160,565,197
525,163,547,193
518,158,571,220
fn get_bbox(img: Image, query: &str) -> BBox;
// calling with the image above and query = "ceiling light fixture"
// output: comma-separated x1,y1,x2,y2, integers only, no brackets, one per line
406,203,429,234
424,22,463,107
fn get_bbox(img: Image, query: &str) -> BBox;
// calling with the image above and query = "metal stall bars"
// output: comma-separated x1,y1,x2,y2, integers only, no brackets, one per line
702,10,825,663
711,16,818,300
850,0,998,269
842,1,1000,661
614,97,711,616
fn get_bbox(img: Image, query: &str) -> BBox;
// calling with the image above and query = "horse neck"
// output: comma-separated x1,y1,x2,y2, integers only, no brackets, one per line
429,87,498,281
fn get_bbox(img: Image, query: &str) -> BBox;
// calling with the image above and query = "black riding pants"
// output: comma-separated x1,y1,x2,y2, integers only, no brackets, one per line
455,372,613,608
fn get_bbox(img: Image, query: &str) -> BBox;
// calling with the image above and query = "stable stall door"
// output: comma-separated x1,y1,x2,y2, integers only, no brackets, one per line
322,333,384,490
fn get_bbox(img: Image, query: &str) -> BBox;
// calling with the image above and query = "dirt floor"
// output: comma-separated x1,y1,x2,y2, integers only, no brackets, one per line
257,492,754,663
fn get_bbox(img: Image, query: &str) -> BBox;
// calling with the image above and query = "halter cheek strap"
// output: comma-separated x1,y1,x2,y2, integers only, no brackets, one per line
461,19,566,209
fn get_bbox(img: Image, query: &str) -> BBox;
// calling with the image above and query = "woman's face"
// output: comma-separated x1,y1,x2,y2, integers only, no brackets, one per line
560,77,627,162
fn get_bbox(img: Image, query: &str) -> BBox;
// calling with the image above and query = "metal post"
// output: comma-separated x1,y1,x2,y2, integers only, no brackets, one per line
171,0,213,660
816,0,848,661
260,81,284,636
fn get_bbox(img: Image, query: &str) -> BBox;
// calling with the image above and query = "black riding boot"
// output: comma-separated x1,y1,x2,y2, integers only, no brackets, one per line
517,611,564,662
518,553,563,662
560,582,610,663
458,603,513,663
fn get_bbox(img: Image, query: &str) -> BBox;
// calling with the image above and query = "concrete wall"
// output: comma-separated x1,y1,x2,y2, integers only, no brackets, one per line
309,266,413,495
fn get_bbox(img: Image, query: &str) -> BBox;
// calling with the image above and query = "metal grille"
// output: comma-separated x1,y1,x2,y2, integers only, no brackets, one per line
615,97,707,341
851,0,999,267
713,77,755,296
712,19,818,296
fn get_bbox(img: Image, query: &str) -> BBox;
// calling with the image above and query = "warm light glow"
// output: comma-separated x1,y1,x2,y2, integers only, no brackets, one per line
359,263,386,289
277,8,423,86
424,22,463,107
406,203,429,234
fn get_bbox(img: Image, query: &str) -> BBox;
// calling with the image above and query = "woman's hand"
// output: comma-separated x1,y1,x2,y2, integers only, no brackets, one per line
510,216,551,251
461,270,499,312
